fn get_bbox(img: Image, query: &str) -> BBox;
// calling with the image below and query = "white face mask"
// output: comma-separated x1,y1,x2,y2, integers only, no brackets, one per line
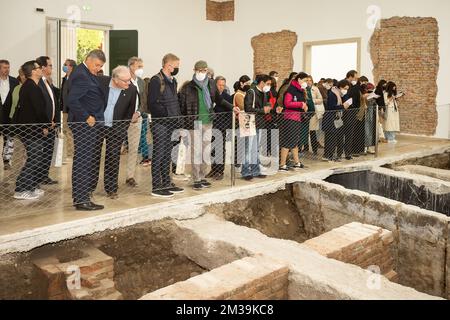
134,68,144,78
301,82,308,89
351,80,357,86
195,72,207,82
263,85,271,93
341,89,348,96
274,77,279,83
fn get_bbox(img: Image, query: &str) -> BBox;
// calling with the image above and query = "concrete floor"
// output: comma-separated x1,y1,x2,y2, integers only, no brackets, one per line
0,134,449,253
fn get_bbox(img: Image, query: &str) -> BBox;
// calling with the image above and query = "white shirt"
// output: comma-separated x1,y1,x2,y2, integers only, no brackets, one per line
131,77,140,113
0,78,9,105
42,76,56,121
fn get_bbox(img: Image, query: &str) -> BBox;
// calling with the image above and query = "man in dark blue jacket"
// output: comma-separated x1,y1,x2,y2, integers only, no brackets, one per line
67,50,106,211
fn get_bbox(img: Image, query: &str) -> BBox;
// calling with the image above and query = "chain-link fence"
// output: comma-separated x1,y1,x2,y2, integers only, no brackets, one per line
0,106,381,214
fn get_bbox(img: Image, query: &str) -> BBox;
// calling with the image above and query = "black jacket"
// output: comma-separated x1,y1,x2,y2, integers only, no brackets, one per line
98,76,137,123
39,78,61,124
147,71,180,119
68,63,105,123
0,76,20,125
244,87,270,128
15,79,51,137
214,91,234,130
179,78,231,130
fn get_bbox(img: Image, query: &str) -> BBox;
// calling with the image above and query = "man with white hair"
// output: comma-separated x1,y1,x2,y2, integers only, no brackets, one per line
96,65,138,199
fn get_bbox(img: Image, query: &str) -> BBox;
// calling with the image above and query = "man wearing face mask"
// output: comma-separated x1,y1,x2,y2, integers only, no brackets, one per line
179,60,226,191
126,57,145,188
343,70,361,160
241,74,274,180
147,53,184,198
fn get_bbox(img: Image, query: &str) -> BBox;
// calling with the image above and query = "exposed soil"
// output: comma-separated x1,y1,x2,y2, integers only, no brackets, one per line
208,186,309,243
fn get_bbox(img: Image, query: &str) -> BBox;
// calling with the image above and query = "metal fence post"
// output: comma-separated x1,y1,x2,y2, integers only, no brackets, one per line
375,105,380,158
231,111,236,187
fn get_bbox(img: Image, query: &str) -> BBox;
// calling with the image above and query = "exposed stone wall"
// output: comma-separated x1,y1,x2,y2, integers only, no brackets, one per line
206,0,235,22
172,214,439,300
292,179,449,298
304,222,397,282
370,17,439,136
251,30,297,81
140,255,289,300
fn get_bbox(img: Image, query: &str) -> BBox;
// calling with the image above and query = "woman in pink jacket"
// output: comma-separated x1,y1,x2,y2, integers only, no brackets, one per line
279,72,309,172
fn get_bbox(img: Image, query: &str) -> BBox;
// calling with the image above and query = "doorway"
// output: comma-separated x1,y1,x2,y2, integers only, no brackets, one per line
46,17,112,87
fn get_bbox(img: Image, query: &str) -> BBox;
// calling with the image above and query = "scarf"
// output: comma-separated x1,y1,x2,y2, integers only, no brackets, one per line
331,87,343,106
193,75,213,111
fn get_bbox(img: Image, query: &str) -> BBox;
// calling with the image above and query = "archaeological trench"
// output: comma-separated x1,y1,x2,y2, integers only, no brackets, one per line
0,149,449,300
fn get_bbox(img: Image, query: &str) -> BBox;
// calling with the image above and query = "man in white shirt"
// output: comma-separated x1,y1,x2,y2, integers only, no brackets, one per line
0,59,19,170
126,57,145,187
36,56,60,185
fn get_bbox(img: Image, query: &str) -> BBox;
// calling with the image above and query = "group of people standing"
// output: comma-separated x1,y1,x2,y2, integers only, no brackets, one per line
1,50,403,211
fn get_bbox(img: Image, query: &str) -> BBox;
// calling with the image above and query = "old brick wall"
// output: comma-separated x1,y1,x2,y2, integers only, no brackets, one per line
206,0,235,22
251,30,298,81
304,222,397,282
370,17,439,136
140,255,289,300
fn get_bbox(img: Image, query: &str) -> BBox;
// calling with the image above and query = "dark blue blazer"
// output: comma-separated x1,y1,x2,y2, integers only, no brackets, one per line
323,90,345,133
67,63,105,123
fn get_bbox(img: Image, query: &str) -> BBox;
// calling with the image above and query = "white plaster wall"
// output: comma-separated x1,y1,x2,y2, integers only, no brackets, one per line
0,0,448,136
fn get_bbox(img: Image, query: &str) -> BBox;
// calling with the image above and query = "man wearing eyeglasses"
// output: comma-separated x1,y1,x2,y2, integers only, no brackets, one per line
95,66,137,200
68,49,107,211
36,56,60,186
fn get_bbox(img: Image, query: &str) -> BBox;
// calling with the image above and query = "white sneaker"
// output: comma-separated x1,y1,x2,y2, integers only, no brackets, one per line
14,191,39,200
34,189,45,197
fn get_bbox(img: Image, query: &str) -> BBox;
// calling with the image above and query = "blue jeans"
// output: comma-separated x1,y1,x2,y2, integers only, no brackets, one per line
385,131,396,141
241,130,261,177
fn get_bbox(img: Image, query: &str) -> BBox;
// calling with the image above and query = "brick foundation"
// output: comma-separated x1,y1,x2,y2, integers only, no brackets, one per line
304,222,397,281
140,255,289,300
370,17,439,136
251,30,298,81
206,0,235,22
33,246,122,300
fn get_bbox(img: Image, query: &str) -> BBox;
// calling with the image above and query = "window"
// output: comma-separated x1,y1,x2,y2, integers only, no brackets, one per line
303,38,361,81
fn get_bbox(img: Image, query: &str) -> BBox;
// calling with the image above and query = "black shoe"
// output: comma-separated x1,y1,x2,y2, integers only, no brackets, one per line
41,177,58,185
214,173,224,181
242,176,253,181
200,180,212,188
256,175,267,179
106,192,119,200
352,154,360,158
125,178,138,188
151,190,174,198
193,182,204,191
3,162,11,170
205,171,216,179
167,186,184,194
75,202,104,211
345,156,353,161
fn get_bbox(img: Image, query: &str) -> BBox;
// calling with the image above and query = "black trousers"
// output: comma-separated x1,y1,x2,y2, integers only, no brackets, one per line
70,123,104,205
354,118,366,154
93,124,129,194
310,130,318,154
211,127,227,175
37,129,56,183
324,128,344,160
15,132,45,192
151,120,175,191
343,109,357,157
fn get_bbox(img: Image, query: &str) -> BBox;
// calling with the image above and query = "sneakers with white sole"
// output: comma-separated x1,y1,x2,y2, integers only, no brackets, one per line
14,191,39,200
34,189,45,197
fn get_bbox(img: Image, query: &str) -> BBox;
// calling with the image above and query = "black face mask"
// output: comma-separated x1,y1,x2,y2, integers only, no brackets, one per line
171,68,179,76
242,85,251,92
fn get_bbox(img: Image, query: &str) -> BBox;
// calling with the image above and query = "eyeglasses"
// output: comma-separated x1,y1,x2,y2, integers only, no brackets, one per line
118,78,131,84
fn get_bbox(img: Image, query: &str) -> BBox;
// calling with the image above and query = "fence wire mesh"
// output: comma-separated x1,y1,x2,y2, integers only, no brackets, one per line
0,106,380,214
